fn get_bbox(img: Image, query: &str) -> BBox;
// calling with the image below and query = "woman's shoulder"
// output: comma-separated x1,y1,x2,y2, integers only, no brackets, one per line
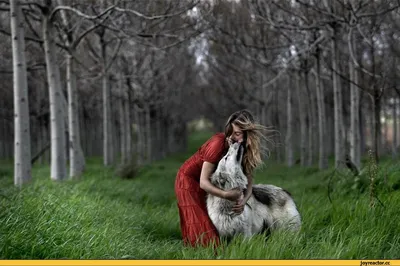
205,132,225,146
199,132,226,163
212,132,225,140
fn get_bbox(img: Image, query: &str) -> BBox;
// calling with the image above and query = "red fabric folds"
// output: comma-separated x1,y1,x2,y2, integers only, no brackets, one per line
174,133,227,247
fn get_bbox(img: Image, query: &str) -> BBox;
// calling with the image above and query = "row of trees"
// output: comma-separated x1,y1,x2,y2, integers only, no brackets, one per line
1,0,201,185
198,0,400,170
1,0,400,186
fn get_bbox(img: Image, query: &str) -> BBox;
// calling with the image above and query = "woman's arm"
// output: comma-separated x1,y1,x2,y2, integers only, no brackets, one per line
199,161,242,201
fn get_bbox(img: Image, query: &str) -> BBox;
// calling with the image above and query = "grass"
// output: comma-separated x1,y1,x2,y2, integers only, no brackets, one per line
1,130,400,259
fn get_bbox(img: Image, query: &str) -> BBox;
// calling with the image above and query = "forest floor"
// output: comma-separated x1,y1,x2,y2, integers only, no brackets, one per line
1,131,400,259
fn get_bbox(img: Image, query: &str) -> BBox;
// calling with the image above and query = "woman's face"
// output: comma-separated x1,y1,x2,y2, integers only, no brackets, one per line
230,123,244,143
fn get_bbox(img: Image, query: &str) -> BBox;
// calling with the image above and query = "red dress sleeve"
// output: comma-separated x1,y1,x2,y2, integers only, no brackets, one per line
200,133,226,164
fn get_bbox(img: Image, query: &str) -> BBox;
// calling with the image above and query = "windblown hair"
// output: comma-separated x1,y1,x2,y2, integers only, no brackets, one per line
224,109,272,176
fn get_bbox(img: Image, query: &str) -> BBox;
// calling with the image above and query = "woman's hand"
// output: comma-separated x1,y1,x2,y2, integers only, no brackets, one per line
223,187,242,201
232,194,245,214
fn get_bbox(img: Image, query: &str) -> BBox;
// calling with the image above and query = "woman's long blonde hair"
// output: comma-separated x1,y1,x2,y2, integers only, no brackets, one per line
224,110,272,176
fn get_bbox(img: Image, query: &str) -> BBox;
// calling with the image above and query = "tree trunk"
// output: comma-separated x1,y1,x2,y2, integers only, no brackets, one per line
315,50,328,169
349,56,361,171
124,79,132,162
372,91,381,163
397,98,400,151
66,55,85,177
304,70,315,167
57,0,85,178
118,73,126,164
331,30,345,168
286,80,294,167
155,107,163,160
0,104,4,159
102,44,113,166
295,71,307,166
102,78,113,166
133,105,143,165
393,98,398,159
273,84,281,162
10,0,32,186
381,98,388,154
145,104,151,164
43,7,67,180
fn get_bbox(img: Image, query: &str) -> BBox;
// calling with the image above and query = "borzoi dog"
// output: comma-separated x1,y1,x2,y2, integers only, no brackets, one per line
206,142,301,238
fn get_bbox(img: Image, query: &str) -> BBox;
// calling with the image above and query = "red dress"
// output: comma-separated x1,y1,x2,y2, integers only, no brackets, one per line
174,133,228,247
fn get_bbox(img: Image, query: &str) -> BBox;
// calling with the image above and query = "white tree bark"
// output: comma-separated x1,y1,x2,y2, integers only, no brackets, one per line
66,55,85,177
315,50,328,169
393,98,398,159
123,78,132,162
118,73,126,164
349,57,361,170
145,104,151,164
286,81,294,167
397,98,400,151
273,84,282,162
331,31,345,168
43,9,67,181
101,42,114,166
56,0,85,178
10,0,32,186
0,105,4,159
295,72,307,166
133,106,143,165
391,97,397,159
304,71,315,167
155,108,163,160
382,99,388,153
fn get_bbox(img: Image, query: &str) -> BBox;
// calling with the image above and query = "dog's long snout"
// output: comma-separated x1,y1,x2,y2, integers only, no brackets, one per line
232,142,239,149
236,143,243,162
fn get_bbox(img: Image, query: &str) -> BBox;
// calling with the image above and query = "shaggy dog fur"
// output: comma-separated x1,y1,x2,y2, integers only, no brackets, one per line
206,142,301,238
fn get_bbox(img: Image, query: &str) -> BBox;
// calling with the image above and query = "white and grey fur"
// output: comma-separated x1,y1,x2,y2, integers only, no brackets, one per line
206,142,301,238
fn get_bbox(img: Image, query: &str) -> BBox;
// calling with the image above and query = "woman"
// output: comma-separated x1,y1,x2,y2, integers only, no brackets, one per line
174,109,268,247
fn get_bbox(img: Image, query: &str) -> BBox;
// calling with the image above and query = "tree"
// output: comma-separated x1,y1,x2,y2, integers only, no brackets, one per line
10,0,32,186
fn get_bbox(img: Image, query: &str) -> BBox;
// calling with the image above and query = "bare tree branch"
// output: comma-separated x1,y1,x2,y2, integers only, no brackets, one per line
49,4,115,23
348,26,382,79
113,1,199,20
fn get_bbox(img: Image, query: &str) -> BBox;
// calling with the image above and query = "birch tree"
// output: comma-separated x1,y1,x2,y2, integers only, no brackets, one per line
295,71,307,166
314,43,328,169
285,77,294,167
349,43,361,171
56,0,85,178
42,0,66,180
10,0,32,186
330,26,345,168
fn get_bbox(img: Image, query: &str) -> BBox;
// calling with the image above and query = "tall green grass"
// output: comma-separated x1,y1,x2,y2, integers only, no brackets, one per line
1,130,400,259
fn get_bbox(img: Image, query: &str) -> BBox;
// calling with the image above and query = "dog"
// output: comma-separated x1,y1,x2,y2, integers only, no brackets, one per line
206,142,301,239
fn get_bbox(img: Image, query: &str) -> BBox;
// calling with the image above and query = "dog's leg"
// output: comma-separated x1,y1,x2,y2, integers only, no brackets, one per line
243,208,254,238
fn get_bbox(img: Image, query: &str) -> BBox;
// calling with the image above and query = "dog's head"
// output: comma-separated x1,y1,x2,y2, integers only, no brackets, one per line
223,142,245,169
211,142,246,190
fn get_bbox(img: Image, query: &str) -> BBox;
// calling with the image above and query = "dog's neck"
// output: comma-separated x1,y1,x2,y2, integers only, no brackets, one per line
215,166,247,190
